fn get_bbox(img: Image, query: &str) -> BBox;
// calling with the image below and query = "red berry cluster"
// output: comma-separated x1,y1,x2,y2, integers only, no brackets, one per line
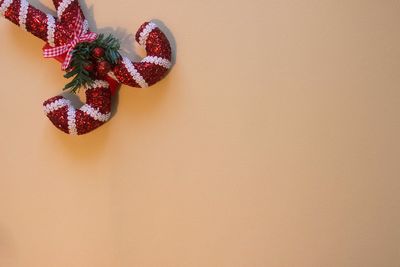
83,47,112,78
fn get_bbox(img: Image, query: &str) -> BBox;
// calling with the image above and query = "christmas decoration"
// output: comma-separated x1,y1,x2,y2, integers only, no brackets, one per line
0,0,172,135
92,47,105,58
96,60,111,77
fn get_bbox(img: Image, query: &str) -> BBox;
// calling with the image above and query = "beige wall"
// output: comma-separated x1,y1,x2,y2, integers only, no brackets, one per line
1,0,400,266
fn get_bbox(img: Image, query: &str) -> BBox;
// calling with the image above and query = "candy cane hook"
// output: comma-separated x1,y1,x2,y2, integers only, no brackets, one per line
44,80,111,135
113,22,172,88
0,0,173,135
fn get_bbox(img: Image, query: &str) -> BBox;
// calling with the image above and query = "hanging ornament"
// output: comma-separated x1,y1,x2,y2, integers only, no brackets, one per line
83,62,95,73
96,60,111,77
92,47,105,58
0,0,172,135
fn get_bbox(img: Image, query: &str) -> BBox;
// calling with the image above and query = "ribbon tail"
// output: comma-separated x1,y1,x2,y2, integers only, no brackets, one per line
61,62,70,71
61,49,75,70
87,33,98,41
43,46,69,58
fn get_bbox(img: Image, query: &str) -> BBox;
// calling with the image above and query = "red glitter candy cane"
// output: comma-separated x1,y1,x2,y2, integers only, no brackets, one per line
0,0,172,135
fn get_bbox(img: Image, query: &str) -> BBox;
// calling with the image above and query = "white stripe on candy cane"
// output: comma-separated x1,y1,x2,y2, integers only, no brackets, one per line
43,98,70,114
0,0,14,17
122,57,148,88
141,56,171,69
18,0,29,31
46,14,56,47
80,105,111,122
67,105,78,135
138,22,157,49
57,0,73,18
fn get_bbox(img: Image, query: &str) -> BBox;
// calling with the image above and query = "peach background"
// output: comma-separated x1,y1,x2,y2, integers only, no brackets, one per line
1,0,400,266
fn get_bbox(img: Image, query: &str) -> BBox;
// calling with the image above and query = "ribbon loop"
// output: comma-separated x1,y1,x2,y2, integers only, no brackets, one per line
43,12,97,70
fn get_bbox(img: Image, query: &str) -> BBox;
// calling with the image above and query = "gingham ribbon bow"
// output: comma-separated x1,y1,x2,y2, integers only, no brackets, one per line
43,12,97,70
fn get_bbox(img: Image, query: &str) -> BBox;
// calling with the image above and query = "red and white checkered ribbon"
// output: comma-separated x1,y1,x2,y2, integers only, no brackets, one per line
43,12,97,70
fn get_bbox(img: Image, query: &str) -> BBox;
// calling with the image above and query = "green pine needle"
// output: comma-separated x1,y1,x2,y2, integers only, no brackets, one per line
63,34,121,93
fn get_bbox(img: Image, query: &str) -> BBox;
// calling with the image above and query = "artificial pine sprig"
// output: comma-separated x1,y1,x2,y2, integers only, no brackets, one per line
96,34,121,64
63,34,121,93
63,45,93,93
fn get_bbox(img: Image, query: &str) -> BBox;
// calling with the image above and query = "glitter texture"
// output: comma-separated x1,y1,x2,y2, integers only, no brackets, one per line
75,111,104,135
1,0,173,135
26,6,49,41
46,105,70,133
114,22,172,88
43,83,111,135
51,0,64,9
4,0,21,25
144,28,172,60
86,86,112,115
54,2,85,46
